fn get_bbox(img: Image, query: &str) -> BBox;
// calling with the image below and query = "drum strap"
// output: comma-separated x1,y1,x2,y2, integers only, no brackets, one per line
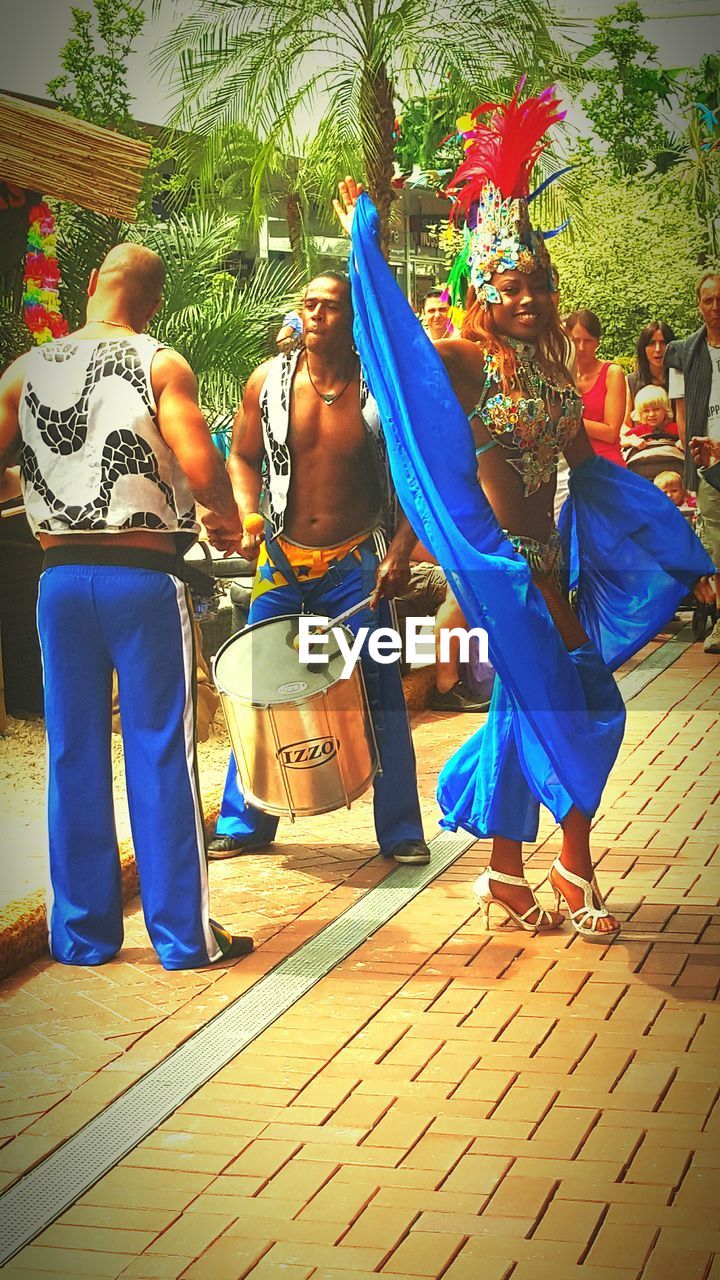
263,522,375,611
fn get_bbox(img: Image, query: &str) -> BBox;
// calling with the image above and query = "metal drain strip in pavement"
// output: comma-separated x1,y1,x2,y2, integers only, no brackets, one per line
0,625,695,1262
0,828,475,1262
615,625,695,702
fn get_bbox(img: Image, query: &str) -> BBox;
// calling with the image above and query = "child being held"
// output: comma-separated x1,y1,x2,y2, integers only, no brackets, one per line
654,469,696,515
624,385,679,451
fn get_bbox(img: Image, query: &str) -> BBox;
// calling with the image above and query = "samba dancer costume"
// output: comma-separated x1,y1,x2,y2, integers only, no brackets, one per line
470,339,580,593
214,348,425,856
346,88,713,862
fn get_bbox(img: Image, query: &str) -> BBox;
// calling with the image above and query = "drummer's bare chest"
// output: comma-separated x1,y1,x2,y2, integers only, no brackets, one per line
288,382,372,468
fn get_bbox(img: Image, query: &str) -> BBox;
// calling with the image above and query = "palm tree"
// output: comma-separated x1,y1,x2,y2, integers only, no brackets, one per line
137,211,304,419
170,119,359,273
248,118,362,269
154,0,577,256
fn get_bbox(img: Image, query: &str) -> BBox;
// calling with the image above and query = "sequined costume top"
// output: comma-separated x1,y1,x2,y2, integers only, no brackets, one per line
470,341,582,495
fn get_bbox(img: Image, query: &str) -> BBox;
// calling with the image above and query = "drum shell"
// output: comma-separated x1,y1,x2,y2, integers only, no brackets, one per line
213,616,379,818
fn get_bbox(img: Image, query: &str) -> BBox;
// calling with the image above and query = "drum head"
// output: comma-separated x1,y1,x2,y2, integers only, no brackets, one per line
213,613,356,705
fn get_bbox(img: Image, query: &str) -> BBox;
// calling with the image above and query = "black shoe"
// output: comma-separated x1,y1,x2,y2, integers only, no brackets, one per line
210,920,254,961
386,839,431,866
429,680,491,713
207,835,274,859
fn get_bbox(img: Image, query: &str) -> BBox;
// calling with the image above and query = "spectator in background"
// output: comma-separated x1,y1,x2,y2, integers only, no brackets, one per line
622,384,684,480
566,309,627,467
626,321,676,423
666,271,720,652
275,311,303,353
421,289,459,342
624,385,679,451
551,266,575,523
654,469,695,513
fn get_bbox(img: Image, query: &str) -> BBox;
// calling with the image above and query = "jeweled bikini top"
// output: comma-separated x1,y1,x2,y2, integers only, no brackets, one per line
470,340,581,495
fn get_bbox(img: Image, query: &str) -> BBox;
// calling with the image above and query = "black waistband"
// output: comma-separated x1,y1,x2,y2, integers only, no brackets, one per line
42,544,186,577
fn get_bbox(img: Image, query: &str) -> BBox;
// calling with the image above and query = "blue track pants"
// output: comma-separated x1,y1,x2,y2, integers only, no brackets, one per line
38,562,223,970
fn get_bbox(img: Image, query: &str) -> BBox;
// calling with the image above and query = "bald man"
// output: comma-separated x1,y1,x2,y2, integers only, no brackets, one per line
0,242,253,970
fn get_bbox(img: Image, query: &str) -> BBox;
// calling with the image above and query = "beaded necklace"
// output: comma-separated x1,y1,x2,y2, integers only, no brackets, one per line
474,341,581,495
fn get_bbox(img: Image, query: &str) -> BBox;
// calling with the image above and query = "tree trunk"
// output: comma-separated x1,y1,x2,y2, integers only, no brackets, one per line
286,191,304,265
360,60,396,259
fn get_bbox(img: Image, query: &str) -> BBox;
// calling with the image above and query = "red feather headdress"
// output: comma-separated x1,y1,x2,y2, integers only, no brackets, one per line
446,83,565,222
442,83,566,306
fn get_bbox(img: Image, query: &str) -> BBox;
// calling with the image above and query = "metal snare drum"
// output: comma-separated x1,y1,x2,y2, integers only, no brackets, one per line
213,614,379,819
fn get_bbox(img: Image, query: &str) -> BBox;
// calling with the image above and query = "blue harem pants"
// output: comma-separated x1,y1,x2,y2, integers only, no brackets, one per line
215,536,424,852
38,556,223,970
437,639,626,843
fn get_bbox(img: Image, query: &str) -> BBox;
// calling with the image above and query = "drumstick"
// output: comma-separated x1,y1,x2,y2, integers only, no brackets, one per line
292,593,376,651
322,593,376,633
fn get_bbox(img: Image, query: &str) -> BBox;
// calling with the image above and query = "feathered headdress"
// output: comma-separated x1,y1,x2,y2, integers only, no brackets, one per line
443,82,566,307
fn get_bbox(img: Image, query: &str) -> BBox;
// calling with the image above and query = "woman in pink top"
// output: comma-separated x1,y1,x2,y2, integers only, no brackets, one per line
566,309,627,466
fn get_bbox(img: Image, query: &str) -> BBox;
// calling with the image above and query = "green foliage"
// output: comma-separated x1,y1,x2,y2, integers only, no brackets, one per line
163,126,260,221
153,0,578,252
132,212,304,416
393,92,462,177
47,0,169,218
693,53,720,116
0,307,31,369
580,1,673,178
551,161,706,360
668,59,720,260
46,0,145,133
0,256,31,368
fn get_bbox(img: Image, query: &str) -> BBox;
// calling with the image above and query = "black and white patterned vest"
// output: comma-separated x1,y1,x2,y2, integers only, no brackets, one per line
18,335,199,546
259,348,396,539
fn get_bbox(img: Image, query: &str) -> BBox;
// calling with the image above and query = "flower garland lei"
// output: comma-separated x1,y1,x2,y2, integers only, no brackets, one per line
22,202,69,344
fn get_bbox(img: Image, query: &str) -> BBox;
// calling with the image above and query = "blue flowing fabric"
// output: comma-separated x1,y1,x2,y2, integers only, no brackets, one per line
559,456,715,670
348,194,713,829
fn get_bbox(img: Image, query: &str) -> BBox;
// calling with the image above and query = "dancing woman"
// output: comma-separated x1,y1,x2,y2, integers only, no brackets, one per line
335,86,714,943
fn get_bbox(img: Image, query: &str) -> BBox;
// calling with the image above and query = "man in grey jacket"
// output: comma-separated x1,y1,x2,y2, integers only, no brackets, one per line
666,271,720,653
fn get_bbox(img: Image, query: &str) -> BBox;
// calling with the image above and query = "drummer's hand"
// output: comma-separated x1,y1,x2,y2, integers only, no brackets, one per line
202,510,244,556
240,530,263,562
693,575,716,605
332,177,365,236
370,549,411,608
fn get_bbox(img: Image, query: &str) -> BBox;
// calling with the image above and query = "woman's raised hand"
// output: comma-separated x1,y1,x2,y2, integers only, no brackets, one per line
333,176,365,236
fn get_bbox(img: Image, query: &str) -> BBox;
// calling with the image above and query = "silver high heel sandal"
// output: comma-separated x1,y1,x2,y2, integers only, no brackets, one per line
549,857,620,944
473,868,563,934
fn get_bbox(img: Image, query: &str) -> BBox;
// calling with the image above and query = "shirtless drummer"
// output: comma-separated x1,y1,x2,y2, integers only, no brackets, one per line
206,272,431,865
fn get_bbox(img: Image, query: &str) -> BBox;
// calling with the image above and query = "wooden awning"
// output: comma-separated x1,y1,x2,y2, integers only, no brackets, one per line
0,94,151,221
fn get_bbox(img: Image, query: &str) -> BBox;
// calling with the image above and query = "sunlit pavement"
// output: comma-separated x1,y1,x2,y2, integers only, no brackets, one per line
0,640,718,1279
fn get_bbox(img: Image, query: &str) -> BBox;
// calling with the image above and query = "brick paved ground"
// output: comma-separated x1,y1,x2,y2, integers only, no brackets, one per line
0,643,718,1279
